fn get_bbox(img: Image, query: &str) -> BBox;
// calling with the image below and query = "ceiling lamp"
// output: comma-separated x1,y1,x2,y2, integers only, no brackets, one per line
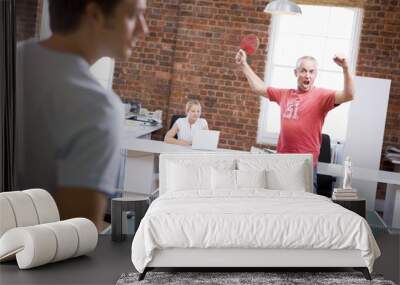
264,0,302,15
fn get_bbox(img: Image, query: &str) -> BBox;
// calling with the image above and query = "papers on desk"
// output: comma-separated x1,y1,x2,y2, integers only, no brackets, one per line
332,188,359,200
127,115,159,126
385,146,400,164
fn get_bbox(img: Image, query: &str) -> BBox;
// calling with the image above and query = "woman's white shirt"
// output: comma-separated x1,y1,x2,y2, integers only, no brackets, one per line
175,117,208,143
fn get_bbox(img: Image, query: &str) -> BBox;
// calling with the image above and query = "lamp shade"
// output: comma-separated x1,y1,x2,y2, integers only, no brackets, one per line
264,0,302,15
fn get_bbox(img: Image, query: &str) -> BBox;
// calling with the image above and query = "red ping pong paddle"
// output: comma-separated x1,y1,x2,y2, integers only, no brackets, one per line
240,34,260,56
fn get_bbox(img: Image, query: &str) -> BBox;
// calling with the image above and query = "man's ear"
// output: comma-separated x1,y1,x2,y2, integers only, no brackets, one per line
83,2,106,30
294,68,298,77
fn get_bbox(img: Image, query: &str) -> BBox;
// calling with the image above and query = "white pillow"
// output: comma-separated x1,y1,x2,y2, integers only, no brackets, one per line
212,169,237,191
266,166,307,191
167,162,212,192
237,157,309,191
236,169,267,189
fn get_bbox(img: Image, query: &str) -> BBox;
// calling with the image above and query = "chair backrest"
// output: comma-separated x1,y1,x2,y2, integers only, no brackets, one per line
317,134,335,197
318,133,331,163
168,114,185,139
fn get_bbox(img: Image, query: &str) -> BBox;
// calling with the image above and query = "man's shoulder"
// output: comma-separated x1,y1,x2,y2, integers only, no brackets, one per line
312,87,336,96
59,68,118,107
267,87,292,101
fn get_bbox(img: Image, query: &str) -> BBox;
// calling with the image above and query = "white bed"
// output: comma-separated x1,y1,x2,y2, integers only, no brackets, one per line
131,153,380,280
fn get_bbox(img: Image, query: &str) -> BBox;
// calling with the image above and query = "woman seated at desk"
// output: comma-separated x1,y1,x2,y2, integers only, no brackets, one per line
164,99,208,146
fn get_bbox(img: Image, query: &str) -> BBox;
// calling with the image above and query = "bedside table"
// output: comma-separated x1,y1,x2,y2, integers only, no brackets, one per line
332,199,366,218
111,195,150,242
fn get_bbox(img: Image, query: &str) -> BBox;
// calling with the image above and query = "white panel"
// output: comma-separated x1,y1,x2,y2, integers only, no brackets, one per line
39,0,51,40
124,152,156,195
322,102,350,142
344,76,391,210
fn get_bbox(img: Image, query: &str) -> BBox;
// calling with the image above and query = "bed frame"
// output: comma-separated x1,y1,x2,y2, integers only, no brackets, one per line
139,248,371,280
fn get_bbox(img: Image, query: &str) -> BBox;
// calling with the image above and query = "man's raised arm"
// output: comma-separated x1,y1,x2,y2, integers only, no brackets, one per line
235,49,268,97
333,55,355,104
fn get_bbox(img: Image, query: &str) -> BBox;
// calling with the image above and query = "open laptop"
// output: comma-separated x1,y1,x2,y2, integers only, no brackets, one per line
191,130,220,151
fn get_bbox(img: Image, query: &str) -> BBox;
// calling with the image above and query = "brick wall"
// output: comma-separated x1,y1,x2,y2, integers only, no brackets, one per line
163,0,269,149
356,0,400,171
16,0,42,41
113,0,182,140
116,0,400,164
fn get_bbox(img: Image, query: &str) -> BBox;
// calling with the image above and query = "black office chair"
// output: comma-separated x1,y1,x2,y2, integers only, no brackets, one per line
167,114,185,139
317,134,336,197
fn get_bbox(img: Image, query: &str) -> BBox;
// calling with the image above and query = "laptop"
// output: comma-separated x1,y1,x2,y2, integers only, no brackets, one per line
191,130,220,151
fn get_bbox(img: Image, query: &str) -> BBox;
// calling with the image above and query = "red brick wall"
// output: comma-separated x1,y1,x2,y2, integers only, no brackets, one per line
113,0,182,140
163,0,269,149
356,0,400,171
16,0,42,41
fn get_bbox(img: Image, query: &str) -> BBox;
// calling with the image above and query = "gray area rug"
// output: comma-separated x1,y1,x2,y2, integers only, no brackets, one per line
116,271,396,285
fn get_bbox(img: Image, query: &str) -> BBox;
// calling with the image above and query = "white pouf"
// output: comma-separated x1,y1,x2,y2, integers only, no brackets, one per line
0,189,98,269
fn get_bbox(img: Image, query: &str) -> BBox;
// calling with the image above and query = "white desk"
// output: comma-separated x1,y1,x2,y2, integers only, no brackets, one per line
124,120,162,139
318,162,400,230
317,162,400,186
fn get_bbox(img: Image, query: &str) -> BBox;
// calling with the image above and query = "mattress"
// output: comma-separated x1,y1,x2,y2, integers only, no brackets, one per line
131,190,380,273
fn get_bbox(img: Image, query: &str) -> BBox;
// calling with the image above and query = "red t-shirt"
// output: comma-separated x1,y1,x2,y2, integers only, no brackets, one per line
267,87,336,166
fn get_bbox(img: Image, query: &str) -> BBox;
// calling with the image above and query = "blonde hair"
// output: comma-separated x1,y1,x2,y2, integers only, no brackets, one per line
296,56,318,70
185,99,201,113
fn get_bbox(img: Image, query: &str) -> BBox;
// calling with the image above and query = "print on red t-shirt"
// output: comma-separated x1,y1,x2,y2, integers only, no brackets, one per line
282,98,300,120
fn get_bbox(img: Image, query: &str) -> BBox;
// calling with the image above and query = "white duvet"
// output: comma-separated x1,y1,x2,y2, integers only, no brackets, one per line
131,190,380,273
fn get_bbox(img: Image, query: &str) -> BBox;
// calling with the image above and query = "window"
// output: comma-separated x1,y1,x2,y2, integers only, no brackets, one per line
257,5,362,145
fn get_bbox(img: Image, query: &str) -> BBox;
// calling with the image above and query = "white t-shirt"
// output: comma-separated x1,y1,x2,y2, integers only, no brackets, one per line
15,40,124,195
175,117,208,143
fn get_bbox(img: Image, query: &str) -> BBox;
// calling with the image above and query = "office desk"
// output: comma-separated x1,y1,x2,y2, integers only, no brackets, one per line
318,162,400,231
124,120,162,139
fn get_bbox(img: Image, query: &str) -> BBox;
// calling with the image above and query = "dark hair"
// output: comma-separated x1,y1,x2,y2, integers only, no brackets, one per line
48,0,122,33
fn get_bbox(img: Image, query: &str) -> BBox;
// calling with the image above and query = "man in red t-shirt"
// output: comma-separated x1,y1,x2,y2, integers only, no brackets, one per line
235,50,355,193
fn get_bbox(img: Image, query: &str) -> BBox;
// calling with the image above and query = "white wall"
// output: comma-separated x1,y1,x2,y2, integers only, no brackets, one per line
39,0,51,40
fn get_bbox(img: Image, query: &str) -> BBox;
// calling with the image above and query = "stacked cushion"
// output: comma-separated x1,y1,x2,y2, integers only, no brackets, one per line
0,189,97,269
0,218,97,269
0,189,59,236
